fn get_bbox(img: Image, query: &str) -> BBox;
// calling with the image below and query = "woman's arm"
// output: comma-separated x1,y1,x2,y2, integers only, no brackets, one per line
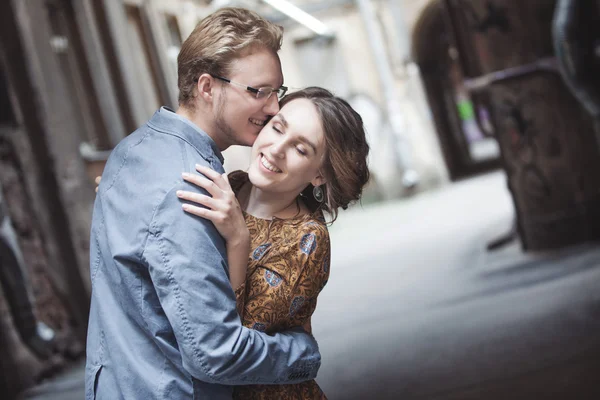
222,232,250,291
177,165,249,291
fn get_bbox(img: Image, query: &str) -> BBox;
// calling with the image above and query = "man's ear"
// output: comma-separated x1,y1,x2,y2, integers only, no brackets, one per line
196,73,215,102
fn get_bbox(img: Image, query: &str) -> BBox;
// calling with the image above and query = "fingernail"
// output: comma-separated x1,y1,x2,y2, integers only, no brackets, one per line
182,204,189,210
195,164,202,169
182,172,190,178
176,190,183,197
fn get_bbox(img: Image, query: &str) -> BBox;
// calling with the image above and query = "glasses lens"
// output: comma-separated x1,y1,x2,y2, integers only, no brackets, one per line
256,88,272,100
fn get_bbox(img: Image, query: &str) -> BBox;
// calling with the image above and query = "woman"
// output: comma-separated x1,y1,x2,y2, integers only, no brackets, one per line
176,87,370,399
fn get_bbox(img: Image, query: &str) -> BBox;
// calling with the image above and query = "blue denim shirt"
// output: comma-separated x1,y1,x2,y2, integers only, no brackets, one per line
85,108,321,399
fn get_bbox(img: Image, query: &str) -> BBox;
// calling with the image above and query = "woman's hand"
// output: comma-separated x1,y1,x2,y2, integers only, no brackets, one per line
179,165,250,290
178,164,249,245
95,176,101,193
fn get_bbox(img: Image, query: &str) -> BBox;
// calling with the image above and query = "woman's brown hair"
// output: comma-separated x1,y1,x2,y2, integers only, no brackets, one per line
279,87,370,223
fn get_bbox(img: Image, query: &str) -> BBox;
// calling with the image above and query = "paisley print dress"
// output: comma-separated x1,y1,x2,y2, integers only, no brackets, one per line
229,171,330,400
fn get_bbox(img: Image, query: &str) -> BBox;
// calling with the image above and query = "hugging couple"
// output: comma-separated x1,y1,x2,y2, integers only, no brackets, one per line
86,7,369,400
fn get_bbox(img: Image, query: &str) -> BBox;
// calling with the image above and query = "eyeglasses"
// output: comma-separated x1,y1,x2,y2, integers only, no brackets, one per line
211,75,288,100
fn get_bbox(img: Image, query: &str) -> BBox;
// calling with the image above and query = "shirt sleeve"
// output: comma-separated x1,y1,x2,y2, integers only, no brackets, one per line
287,224,331,328
143,181,321,385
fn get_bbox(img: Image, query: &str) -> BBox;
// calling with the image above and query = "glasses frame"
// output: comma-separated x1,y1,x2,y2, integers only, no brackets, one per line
211,75,288,100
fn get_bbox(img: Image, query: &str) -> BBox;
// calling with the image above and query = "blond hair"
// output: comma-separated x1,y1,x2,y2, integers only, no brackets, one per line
177,7,284,108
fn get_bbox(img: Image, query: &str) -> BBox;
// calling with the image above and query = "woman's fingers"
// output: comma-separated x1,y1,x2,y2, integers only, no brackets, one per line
176,190,219,210
194,164,220,180
181,203,219,221
221,172,230,186
195,164,232,191
95,176,102,185
182,172,222,197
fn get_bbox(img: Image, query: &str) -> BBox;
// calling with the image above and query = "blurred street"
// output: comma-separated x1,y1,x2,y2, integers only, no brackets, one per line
18,171,600,399
314,170,600,399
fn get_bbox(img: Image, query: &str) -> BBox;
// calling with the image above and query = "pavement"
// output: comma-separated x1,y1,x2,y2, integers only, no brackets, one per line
17,170,600,399
17,359,84,400
313,170,600,399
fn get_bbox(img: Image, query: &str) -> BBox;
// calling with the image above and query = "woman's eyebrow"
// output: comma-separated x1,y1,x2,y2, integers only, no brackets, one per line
276,114,318,152
297,136,318,153
274,113,288,128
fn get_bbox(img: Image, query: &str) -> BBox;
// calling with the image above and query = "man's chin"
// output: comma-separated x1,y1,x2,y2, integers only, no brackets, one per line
241,134,259,147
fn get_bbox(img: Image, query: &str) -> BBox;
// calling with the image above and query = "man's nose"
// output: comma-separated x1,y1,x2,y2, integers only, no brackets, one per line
263,93,280,115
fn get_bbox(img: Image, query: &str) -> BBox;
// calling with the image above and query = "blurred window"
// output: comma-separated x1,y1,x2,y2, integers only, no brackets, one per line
46,0,111,149
164,14,182,80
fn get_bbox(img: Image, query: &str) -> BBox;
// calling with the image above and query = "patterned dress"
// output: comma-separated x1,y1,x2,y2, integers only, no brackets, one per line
229,171,330,400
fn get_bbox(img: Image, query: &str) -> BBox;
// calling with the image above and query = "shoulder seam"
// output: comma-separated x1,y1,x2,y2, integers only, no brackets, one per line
147,121,218,164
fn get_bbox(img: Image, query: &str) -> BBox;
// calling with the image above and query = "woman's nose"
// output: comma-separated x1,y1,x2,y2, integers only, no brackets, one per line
269,140,285,158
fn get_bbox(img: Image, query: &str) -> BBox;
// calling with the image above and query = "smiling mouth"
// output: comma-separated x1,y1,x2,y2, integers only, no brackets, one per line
260,154,282,173
250,118,266,127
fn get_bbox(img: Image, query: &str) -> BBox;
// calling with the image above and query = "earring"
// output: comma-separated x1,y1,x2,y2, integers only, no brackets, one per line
313,185,324,202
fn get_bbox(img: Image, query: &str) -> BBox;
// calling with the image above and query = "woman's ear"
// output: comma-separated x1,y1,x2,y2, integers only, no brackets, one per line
311,173,326,188
196,73,215,102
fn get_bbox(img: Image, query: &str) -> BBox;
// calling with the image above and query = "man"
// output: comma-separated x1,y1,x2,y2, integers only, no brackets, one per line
86,8,320,399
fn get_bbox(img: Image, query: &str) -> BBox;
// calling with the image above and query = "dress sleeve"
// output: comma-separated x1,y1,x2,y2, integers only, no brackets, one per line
287,223,331,328
234,282,246,320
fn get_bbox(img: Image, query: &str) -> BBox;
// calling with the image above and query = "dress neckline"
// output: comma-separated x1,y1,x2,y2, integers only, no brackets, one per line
229,170,325,226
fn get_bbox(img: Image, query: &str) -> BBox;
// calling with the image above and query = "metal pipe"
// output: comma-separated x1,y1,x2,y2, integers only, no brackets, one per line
386,0,412,64
463,57,558,92
355,0,419,188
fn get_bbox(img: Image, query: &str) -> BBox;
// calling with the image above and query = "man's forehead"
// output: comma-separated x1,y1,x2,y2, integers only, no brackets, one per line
228,50,283,86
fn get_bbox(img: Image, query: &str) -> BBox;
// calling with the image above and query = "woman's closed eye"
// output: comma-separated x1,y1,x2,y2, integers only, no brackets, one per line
296,146,308,156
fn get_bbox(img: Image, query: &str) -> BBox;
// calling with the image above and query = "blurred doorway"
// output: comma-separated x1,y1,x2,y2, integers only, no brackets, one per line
412,0,501,180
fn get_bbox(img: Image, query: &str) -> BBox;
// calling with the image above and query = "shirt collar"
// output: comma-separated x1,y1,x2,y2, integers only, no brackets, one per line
147,107,224,165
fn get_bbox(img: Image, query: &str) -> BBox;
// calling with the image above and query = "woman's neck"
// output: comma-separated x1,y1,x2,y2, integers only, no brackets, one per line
240,183,302,220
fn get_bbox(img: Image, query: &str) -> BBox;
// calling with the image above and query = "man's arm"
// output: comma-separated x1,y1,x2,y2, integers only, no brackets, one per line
143,182,320,385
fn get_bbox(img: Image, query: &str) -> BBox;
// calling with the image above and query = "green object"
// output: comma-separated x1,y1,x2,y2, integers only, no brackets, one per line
457,99,475,120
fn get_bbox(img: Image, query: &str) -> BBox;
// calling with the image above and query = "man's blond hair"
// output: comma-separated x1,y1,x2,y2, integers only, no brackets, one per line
177,7,284,108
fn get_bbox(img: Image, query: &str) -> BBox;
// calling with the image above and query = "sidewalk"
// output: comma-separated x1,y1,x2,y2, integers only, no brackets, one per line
314,171,600,399
17,359,84,400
